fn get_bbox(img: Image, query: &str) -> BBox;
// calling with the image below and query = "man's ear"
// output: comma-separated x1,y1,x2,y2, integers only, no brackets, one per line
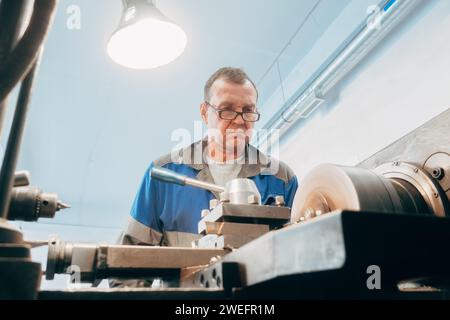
200,103,208,125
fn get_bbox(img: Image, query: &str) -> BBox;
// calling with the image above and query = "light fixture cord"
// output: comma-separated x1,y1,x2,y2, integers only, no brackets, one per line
256,0,322,87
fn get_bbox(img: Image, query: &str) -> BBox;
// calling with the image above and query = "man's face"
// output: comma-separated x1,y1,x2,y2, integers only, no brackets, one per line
201,79,258,155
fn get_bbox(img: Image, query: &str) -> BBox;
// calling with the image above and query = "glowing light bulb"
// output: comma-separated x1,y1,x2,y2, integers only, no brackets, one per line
107,2,187,69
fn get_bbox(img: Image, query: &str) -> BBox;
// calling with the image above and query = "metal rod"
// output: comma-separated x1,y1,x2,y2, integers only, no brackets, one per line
0,0,31,138
0,51,42,219
151,167,225,193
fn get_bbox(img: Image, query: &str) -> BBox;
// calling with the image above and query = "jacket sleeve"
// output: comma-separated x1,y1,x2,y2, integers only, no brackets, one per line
284,175,299,209
127,163,164,244
109,163,164,288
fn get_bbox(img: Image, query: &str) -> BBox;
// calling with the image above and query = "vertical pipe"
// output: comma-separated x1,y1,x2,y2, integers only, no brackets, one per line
0,50,42,219
0,0,31,138
0,0,57,108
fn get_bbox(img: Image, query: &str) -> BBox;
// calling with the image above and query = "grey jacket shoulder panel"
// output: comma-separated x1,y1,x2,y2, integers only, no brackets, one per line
261,158,296,184
152,141,204,170
153,152,178,168
152,140,297,184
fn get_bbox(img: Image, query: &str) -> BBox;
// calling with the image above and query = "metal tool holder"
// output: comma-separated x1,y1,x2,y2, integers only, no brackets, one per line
151,166,290,249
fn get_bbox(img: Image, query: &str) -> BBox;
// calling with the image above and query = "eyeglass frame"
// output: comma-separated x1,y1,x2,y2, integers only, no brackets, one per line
204,101,261,122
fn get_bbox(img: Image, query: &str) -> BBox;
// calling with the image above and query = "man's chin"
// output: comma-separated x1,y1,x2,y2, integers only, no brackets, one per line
223,138,247,154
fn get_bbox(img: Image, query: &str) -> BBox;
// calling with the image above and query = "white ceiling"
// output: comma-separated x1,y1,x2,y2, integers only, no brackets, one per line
4,0,349,229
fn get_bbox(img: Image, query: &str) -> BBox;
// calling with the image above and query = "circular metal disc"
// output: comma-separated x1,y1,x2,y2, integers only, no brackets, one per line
290,164,400,223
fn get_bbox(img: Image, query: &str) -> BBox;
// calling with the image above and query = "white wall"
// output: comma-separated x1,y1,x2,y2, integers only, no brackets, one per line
277,0,450,179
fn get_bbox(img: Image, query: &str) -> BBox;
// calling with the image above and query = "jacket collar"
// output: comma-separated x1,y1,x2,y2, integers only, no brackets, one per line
173,139,272,198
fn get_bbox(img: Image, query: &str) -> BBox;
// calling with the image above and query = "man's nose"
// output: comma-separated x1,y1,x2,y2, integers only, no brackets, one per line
233,113,246,125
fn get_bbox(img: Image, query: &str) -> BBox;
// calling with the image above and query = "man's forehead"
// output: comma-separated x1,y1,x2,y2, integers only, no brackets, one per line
210,79,257,103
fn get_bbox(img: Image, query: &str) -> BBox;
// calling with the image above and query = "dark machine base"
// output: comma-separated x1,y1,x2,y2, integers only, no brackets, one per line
39,211,450,300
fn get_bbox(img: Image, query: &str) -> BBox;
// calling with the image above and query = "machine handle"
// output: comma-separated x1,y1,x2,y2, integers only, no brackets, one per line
151,167,187,186
151,167,225,193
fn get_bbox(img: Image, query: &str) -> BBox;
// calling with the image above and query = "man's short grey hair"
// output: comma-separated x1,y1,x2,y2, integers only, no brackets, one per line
204,67,259,102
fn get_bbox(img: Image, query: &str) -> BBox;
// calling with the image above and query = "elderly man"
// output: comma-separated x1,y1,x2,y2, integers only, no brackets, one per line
121,67,298,248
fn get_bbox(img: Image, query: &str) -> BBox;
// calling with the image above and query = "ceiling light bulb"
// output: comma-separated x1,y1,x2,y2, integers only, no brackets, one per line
107,0,187,69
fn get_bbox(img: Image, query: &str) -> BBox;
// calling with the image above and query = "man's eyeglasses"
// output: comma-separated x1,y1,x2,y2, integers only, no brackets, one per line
205,102,261,122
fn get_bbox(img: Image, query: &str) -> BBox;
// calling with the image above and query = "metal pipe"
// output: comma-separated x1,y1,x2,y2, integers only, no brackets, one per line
256,0,421,148
0,0,57,104
0,52,41,219
0,0,31,138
